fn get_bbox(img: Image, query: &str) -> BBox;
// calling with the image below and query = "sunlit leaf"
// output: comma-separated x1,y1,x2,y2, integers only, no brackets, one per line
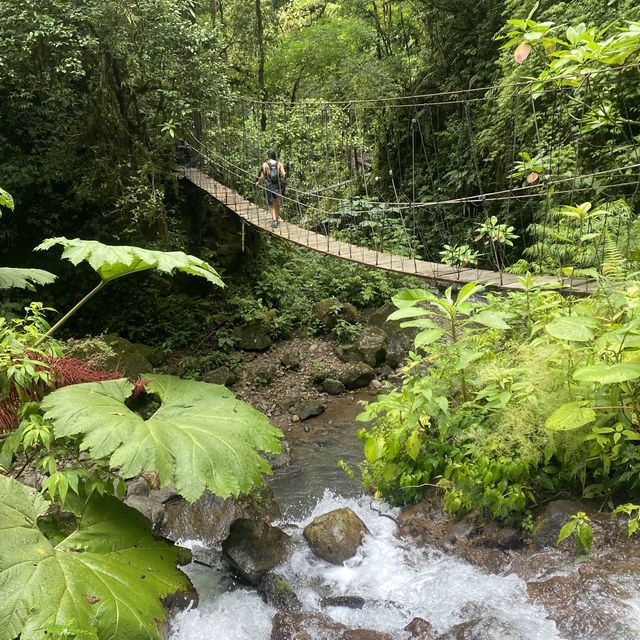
546,401,596,431
0,267,56,290
36,237,224,287
514,41,532,63
41,375,281,502
574,363,640,384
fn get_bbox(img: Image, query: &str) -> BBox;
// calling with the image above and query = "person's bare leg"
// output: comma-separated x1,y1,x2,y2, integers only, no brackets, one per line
273,197,281,221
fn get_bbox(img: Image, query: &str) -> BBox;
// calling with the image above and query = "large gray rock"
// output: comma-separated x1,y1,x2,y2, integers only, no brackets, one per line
162,486,281,545
233,322,272,352
303,507,368,564
339,363,376,390
335,343,364,364
222,519,292,584
355,327,388,367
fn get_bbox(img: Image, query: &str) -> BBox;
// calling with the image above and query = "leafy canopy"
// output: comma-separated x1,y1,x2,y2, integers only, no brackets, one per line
0,475,190,640
36,237,224,286
41,375,282,502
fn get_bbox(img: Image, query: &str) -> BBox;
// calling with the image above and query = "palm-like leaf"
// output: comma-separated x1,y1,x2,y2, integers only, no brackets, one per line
0,267,56,290
0,475,190,640
41,375,282,502
35,237,224,286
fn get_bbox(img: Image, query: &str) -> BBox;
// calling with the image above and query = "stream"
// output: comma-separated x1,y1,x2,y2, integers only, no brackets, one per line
168,394,640,640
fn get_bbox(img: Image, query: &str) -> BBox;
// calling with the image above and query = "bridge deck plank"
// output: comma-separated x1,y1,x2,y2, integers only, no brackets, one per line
179,168,591,296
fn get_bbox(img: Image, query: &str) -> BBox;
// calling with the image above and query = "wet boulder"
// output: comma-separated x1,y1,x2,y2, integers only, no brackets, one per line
355,327,388,367
404,617,436,639
271,612,392,640
339,363,376,390
303,507,368,564
533,500,587,550
258,572,302,612
222,518,292,584
295,399,327,420
162,486,281,545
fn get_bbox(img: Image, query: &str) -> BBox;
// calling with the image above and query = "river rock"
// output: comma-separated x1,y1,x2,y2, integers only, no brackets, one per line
335,343,364,364
320,595,366,609
303,507,368,564
222,518,292,584
162,486,281,545
323,378,346,395
233,322,272,352
295,399,327,420
404,617,436,639
533,499,586,550
280,350,301,371
355,327,388,367
313,298,359,330
339,363,376,390
203,365,238,386
258,572,302,611
266,439,291,470
124,495,166,528
271,612,392,640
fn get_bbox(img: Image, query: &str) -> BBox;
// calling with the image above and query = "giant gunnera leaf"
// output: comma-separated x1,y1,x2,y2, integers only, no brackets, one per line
35,237,224,287
0,267,56,290
0,475,191,640
41,375,282,502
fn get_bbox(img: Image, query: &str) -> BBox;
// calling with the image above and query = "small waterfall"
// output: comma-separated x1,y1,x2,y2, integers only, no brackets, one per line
169,491,562,640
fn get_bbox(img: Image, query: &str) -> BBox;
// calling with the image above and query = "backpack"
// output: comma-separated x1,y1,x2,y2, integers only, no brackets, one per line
265,161,286,196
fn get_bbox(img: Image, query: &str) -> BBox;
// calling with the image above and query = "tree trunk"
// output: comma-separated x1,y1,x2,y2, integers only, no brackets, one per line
210,0,217,27
256,0,266,131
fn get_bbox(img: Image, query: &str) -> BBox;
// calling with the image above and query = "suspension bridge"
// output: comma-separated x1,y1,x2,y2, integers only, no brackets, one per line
180,166,593,293
181,64,640,296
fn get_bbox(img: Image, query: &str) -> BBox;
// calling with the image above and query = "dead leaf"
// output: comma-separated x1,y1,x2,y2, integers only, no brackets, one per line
514,42,531,64
526,171,539,184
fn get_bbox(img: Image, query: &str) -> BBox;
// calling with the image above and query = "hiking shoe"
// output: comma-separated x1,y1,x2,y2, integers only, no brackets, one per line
271,219,279,228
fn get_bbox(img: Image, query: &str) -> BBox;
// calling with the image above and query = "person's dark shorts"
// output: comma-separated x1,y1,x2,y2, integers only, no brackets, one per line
265,188,281,205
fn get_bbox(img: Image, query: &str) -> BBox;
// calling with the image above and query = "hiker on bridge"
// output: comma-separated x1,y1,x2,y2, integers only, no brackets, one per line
255,149,286,228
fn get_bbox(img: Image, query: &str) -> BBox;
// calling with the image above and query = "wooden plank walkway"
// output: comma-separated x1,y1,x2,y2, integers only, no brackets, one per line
179,167,593,296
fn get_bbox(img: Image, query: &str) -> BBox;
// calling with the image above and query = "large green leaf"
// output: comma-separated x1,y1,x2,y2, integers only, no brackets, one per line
0,267,56,290
0,187,14,213
545,401,597,431
469,310,511,330
545,316,598,342
574,362,640,384
41,375,282,502
35,237,224,286
0,475,190,640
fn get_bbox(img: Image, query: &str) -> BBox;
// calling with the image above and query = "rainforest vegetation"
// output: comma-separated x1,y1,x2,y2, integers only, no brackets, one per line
2,0,640,638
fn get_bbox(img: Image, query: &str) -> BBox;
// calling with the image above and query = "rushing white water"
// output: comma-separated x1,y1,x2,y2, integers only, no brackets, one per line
169,490,562,640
